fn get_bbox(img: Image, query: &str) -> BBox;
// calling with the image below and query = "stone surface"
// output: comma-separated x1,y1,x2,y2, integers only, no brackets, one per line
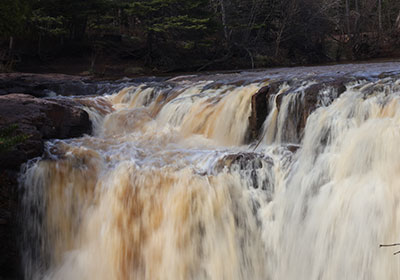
0,73,166,98
0,94,92,169
0,73,98,97
248,82,282,141
0,93,93,279
248,77,352,143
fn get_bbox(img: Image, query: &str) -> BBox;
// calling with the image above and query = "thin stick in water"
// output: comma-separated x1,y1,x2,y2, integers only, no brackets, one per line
379,243,400,248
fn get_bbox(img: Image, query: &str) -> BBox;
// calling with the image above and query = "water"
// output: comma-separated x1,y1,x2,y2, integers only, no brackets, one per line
21,62,400,279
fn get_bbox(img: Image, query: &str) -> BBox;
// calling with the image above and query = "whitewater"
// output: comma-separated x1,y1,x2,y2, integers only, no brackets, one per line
21,62,400,279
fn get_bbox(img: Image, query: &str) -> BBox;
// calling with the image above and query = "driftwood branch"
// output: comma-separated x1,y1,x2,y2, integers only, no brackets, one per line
379,243,400,255
379,243,400,247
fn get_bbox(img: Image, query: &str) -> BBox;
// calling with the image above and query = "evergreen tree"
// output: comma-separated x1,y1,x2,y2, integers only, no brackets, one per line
0,0,29,37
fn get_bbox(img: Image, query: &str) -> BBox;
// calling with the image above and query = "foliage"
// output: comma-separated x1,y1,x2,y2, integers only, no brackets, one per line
0,0,399,72
30,9,67,37
126,0,212,33
0,0,29,37
0,125,29,153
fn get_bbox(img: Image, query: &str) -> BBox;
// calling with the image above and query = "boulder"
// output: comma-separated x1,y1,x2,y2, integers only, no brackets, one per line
214,152,274,192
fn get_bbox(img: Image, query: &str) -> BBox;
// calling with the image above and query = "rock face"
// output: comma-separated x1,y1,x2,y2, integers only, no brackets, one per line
0,94,92,279
248,82,281,140
0,94,92,169
248,77,352,143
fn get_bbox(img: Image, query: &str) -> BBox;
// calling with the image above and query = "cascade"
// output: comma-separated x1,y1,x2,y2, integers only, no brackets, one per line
20,64,400,279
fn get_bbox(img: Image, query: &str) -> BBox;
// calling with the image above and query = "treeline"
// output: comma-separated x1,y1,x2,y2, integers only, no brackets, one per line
1,0,400,74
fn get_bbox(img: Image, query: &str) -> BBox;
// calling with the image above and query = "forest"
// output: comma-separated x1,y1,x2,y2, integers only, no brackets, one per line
1,0,400,75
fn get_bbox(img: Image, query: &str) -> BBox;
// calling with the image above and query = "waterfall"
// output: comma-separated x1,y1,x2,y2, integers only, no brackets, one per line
20,68,400,279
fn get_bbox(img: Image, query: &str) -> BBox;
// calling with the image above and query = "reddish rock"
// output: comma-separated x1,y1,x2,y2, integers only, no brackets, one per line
248,82,282,141
297,78,349,138
248,77,351,143
0,93,93,279
0,94,92,169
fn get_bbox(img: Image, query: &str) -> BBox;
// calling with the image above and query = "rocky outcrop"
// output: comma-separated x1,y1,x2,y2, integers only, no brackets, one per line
0,94,92,169
0,94,93,279
248,77,352,143
296,79,348,137
214,152,272,172
213,152,275,194
248,82,282,140
0,73,98,97
0,73,167,98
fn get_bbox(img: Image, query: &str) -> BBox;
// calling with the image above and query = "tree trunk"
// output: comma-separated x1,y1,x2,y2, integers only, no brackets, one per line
378,0,382,32
275,29,283,57
119,8,123,34
244,47,254,69
145,30,154,65
345,0,350,34
38,34,42,57
8,37,14,54
90,51,97,73
219,0,229,44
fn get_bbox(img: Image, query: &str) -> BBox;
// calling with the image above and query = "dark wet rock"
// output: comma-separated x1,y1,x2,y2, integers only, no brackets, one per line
214,152,274,192
354,81,393,97
0,93,92,279
296,78,350,138
51,96,114,116
0,94,92,169
248,82,282,140
286,144,301,153
215,152,273,172
248,77,352,143
0,73,99,97
0,73,170,98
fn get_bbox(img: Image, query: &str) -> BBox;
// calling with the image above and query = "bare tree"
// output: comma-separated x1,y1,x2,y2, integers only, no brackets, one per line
396,10,400,30
345,0,350,34
378,0,382,32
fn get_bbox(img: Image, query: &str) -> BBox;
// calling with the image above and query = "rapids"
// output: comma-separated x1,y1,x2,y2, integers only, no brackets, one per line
20,62,400,279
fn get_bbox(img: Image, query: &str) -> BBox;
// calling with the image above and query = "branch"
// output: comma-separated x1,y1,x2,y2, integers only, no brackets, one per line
379,243,400,247
380,243,400,255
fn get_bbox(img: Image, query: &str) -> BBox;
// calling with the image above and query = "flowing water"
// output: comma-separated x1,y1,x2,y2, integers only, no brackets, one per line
20,62,400,279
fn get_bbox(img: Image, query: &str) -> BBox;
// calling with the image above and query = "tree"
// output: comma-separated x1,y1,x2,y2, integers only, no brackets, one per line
123,0,215,67
0,0,29,51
